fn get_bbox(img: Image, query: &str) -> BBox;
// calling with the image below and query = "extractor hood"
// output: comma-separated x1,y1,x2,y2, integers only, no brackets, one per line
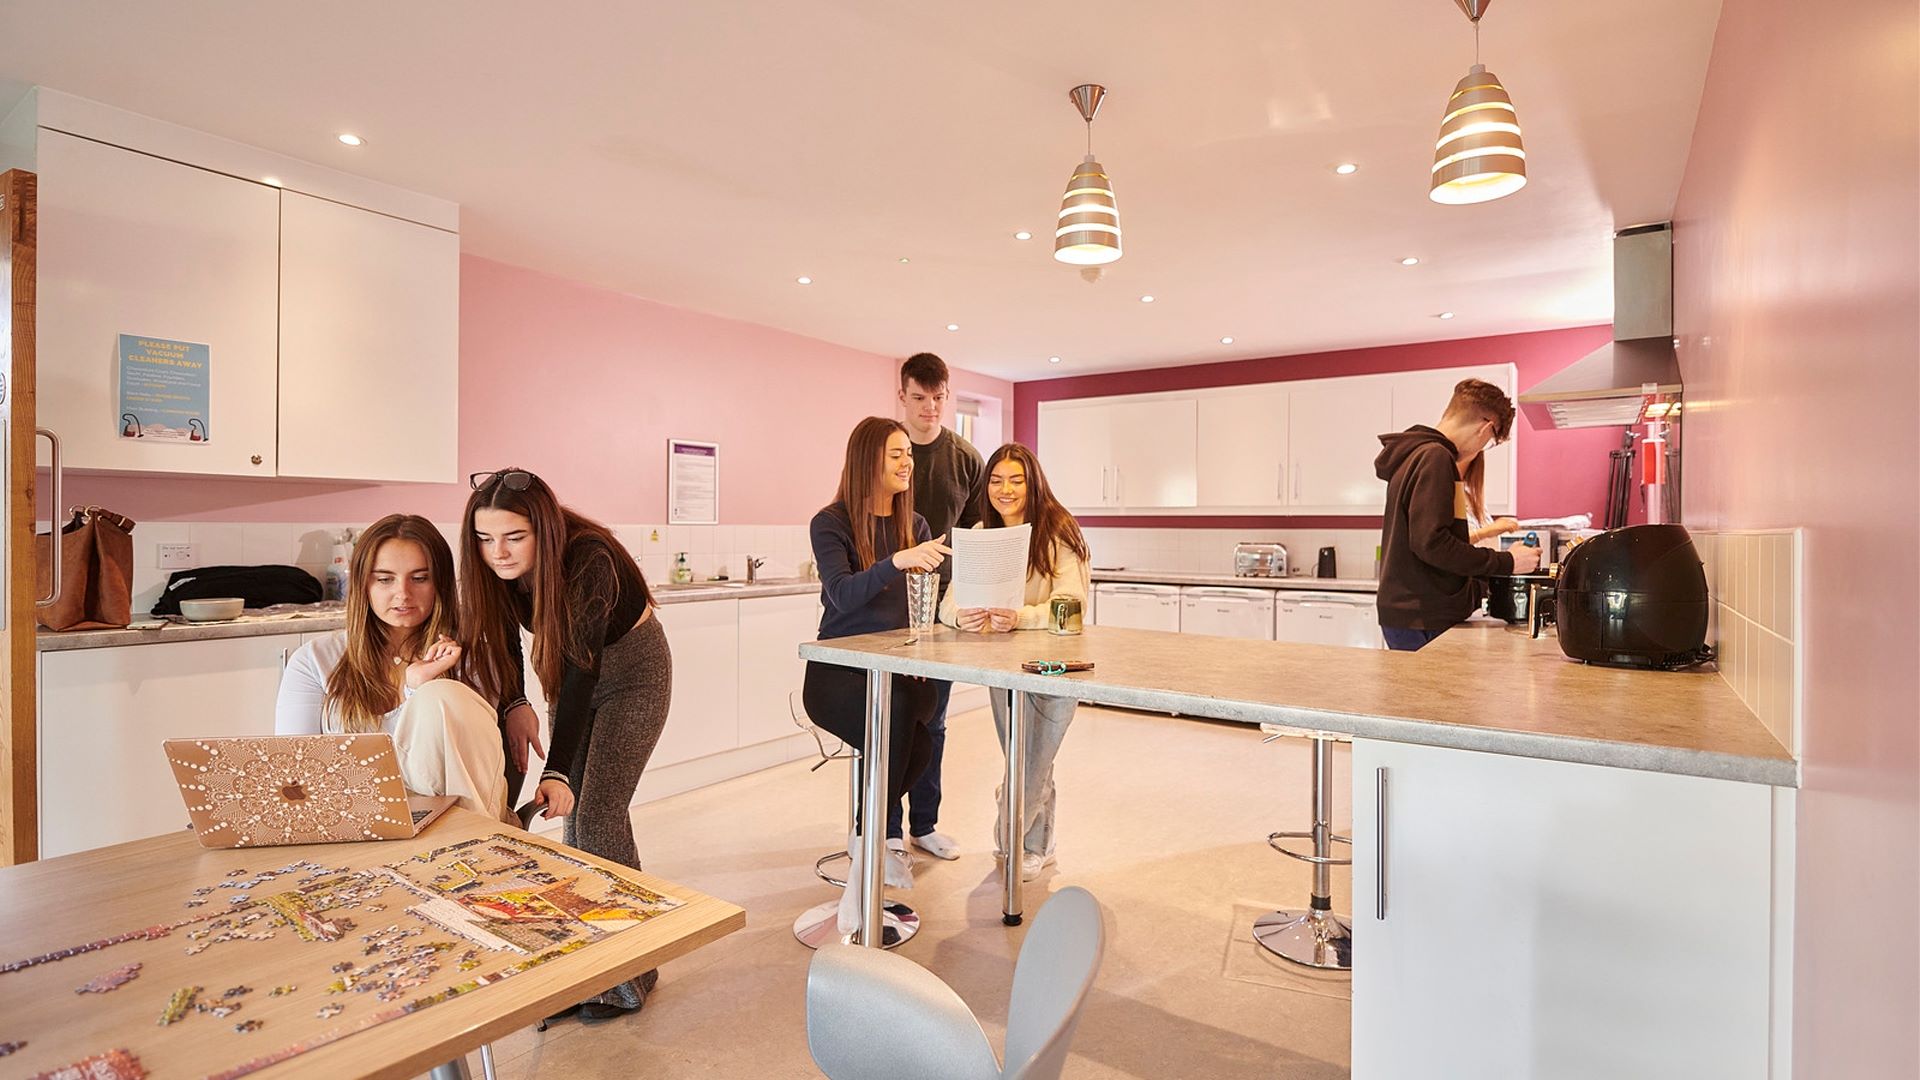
1519,223,1682,429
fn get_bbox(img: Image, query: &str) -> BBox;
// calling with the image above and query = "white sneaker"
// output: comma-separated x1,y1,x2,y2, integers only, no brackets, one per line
1019,850,1056,882
910,831,960,861
884,837,915,890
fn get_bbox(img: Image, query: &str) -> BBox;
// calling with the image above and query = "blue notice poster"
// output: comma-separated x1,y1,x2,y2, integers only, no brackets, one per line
117,334,211,443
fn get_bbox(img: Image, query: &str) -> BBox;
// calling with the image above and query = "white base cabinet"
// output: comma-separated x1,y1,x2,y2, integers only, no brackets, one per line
37,634,302,857
649,600,742,770
1350,739,1775,1080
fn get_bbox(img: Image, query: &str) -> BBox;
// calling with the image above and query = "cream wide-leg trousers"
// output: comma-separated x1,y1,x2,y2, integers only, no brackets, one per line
390,679,510,822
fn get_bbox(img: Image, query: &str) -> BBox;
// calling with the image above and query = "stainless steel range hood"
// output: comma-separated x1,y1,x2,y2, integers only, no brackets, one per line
1519,223,1682,429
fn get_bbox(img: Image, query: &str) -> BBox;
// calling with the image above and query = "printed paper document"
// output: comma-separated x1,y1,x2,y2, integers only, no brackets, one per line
951,525,1032,611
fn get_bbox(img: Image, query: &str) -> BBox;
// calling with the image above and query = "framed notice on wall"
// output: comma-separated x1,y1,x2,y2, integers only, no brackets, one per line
117,334,211,443
668,438,720,524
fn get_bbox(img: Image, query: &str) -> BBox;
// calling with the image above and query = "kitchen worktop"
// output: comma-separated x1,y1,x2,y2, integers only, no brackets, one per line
1091,569,1380,592
36,579,822,651
799,621,1796,787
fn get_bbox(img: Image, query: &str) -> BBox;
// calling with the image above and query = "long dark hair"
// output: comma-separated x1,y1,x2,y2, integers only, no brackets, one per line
460,468,644,706
976,442,1088,582
326,514,460,732
833,417,915,570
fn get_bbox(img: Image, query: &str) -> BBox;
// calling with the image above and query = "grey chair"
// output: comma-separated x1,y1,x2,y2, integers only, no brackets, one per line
805,886,1105,1080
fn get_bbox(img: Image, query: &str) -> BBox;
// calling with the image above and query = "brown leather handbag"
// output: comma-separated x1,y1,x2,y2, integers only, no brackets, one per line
35,506,137,631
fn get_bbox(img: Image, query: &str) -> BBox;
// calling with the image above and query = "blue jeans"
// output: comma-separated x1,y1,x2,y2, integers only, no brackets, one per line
991,691,1077,858
1382,626,1447,652
888,680,952,839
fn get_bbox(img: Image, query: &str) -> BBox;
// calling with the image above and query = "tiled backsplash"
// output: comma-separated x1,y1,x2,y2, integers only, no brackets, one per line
124,521,818,615
1079,527,1383,579
1695,529,1801,752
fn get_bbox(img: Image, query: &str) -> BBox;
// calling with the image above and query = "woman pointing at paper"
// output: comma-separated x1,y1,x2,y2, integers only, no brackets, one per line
939,443,1090,880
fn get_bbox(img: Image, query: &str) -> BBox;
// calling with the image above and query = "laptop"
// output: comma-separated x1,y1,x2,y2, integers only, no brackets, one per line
164,733,457,849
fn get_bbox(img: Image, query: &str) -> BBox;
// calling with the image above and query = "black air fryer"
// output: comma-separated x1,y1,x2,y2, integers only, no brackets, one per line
1554,524,1711,669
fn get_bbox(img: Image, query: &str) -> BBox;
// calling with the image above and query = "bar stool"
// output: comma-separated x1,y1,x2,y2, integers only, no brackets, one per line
789,692,919,950
1252,723,1352,970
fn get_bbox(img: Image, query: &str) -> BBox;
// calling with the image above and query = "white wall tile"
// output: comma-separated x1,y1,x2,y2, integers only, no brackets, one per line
189,523,244,566
240,523,296,564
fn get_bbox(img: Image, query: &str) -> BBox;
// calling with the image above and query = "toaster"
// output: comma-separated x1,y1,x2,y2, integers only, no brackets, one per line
1233,542,1288,578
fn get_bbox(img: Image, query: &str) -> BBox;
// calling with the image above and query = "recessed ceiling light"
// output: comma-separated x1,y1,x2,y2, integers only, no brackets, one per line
946,324,960,332
1048,356,1062,364
337,133,365,147
1014,231,1033,241
1400,257,1420,266
1140,295,1155,303
1220,336,1234,345
261,176,283,187
898,257,910,263
1437,311,1455,320
796,276,812,285
1334,162,1359,175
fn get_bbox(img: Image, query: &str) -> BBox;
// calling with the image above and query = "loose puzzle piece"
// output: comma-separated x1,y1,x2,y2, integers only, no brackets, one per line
157,985,201,1026
74,963,142,995
314,1004,344,1020
234,1020,263,1034
0,1040,24,1057
269,985,295,997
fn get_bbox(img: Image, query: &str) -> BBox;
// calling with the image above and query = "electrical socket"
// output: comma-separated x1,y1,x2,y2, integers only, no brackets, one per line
157,542,196,569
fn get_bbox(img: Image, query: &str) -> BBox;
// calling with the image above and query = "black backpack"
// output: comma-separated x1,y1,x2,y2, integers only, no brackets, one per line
150,565,324,616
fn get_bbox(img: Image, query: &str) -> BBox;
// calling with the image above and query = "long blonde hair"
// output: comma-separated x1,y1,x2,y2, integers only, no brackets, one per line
324,515,460,732
1462,452,1488,525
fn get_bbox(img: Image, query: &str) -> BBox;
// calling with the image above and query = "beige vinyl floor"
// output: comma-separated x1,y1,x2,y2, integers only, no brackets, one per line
464,704,1355,1079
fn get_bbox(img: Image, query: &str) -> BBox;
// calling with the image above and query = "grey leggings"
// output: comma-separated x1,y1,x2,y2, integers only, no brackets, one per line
565,614,672,1009
992,692,1078,859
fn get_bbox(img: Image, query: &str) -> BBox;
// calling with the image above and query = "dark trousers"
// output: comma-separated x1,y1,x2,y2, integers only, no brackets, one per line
802,662,940,830
889,680,952,839
1383,626,1448,651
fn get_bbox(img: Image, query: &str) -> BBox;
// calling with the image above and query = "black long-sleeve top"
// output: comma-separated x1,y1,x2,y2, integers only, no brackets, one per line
504,532,653,785
811,502,931,640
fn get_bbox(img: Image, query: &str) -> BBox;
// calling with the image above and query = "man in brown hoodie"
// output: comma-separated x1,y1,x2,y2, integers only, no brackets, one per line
1373,378,1540,650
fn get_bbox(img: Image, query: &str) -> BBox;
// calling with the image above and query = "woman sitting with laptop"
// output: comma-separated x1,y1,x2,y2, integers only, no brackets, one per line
274,513,509,821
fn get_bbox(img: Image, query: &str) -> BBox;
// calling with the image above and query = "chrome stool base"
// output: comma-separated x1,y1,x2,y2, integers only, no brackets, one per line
792,898,919,950
1253,907,1353,970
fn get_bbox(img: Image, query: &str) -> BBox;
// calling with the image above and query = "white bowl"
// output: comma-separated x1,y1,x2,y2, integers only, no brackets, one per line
179,597,245,622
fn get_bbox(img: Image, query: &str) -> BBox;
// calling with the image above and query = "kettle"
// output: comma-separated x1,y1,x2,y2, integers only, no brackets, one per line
1315,546,1337,579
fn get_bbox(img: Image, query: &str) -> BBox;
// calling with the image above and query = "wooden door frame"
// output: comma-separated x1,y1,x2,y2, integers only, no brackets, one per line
2,168,37,865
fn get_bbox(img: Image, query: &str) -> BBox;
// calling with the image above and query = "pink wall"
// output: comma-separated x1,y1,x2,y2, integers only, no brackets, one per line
1013,325,1622,526
1671,0,1919,1072
57,255,1015,525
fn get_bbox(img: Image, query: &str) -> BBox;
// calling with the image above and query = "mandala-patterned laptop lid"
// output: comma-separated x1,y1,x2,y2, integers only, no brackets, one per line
164,734,455,848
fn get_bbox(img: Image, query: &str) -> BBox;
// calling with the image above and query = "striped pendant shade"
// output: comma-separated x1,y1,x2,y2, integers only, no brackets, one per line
1054,154,1123,266
1429,62,1527,204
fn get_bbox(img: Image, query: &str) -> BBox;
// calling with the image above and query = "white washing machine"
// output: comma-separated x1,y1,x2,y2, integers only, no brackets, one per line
1178,586,1276,640
1273,591,1384,649
1091,583,1181,632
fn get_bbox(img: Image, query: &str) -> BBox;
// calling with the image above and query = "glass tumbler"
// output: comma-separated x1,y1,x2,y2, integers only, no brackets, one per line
904,569,939,634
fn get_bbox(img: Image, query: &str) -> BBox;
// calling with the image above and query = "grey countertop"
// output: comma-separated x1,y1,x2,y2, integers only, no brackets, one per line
37,579,821,652
798,621,1796,788
1091,569,1379,592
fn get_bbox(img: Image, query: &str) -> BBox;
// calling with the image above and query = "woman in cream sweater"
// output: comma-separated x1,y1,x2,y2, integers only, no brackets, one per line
939,442,1090,879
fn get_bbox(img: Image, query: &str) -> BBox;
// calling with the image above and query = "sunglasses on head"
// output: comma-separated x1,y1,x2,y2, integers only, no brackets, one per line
470,469,535,491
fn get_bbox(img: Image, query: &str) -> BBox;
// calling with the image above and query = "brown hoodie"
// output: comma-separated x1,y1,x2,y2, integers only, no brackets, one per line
1374,426,1515,629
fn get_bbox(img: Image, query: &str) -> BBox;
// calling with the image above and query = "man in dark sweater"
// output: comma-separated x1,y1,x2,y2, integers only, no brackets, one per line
888,352,985,860
1374,378,1540,651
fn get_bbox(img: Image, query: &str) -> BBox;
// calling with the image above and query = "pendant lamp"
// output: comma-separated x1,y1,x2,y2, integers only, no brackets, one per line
1054,84,1122,266
1430,0,1527,205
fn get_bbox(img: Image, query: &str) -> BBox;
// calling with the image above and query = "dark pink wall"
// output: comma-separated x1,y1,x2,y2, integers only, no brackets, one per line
56,255,1015,525
1671,0,1919,1071
1013,325,1621,526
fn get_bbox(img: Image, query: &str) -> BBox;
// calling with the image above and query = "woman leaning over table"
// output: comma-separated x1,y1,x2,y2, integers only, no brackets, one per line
937,442,1090,881
274,513,510,821
460,467,670,1021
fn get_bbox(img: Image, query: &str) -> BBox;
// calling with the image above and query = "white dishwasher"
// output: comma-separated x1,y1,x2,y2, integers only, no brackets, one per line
1091,583,1181,632
1274,591,1384,649
1178,586,1276,640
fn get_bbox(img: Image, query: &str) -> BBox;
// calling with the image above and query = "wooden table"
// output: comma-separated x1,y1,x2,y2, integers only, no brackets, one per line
0,808,745,1079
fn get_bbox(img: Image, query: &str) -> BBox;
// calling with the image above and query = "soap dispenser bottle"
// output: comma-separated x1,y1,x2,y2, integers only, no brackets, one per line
671,552,693,584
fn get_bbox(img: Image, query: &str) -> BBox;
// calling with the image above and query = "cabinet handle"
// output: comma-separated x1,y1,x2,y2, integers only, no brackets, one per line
251,454,263,466
1103,466,1111,503
1374,765,1389,920
1276,462,1284,501
1112,467,1121,506
35,428,62,607
1293,462,1302,501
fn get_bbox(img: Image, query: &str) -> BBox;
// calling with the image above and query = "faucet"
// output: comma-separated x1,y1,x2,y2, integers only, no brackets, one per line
746,556,767,583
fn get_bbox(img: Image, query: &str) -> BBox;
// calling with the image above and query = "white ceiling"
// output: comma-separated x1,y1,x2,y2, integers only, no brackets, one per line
0,1,1723,381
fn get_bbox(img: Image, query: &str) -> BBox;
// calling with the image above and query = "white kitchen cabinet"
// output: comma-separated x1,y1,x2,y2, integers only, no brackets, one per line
1350,739,1773,1080
737,593,822,748
1288,378,1393,510
1390,364,1516,515
35,130,282,475
38,634,301,857
649,600,741,769
1196,388,1289,508
1038,400,1115,509
1110,398,1197,508
277,191,460,483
